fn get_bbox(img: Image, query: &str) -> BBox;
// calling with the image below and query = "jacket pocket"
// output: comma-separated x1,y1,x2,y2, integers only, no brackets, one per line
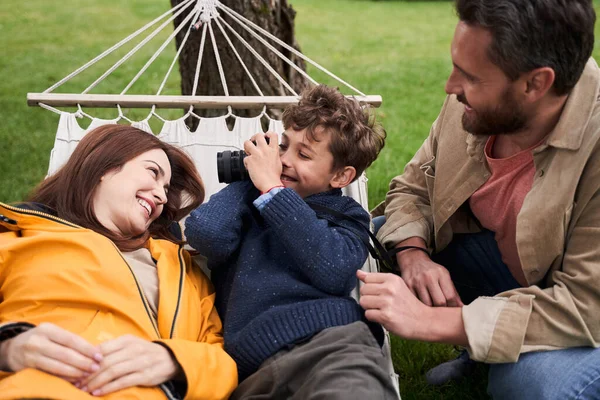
54,307,120,345
46,306,100,337
81,310,152,344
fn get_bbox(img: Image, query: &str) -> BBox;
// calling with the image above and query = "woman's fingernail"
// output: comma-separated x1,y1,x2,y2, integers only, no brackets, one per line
90,363,100,372
93,353,103,362
81,386,88,392
74,382,81,388
92,390,101,396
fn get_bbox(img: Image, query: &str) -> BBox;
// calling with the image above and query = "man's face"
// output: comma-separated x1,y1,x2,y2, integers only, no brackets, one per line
445,22,528,136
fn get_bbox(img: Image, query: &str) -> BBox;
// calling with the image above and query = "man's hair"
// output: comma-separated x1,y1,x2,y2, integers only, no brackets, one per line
28,125,204,251
282,85,386,179
456,0,595,95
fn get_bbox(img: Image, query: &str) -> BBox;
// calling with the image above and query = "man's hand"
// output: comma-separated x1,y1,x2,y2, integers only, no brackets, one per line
357,270,468,346
0,323,102,379
397,247,463,307
357,270,430,340
79,335,181,396
243,132,283,193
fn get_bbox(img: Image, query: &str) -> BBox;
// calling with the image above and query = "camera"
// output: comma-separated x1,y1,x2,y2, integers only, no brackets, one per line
217,137,270,183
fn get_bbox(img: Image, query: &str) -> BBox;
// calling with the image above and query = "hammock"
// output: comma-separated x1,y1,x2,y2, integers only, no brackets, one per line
28,0,399,396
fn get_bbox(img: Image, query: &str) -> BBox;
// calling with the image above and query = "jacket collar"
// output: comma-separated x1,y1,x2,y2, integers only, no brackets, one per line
545,58,600,151
306,188,343,200
13,202,57,215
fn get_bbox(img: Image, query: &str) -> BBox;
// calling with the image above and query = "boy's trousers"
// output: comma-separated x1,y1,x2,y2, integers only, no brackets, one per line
230,321,399,400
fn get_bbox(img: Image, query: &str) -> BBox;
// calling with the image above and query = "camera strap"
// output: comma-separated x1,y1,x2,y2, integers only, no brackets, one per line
308,203,402,275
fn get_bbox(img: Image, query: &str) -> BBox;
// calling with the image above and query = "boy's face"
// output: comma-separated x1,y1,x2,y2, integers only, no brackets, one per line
279,128,339,199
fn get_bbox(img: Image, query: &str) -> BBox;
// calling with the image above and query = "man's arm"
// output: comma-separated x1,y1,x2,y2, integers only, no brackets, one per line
461,181,600,363
357,270,468,346
361,179,600,363
378,97,461,307
376,101,442,251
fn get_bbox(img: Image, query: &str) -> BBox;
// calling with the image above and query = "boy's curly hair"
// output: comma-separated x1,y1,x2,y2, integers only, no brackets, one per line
282,85,386,180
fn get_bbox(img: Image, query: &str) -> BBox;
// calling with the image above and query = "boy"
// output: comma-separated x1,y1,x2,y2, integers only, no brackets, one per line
185,85,397,399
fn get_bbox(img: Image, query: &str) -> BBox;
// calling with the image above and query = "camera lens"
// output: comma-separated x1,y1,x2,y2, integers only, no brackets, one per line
216,136,271,183
217,150,249,183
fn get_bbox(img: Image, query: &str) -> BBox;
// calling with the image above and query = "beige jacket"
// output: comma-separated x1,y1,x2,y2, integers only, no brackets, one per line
377,59,600,363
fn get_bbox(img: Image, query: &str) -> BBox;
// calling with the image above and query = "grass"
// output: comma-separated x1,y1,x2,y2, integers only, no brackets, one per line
2,0,600,399
296,0,458,207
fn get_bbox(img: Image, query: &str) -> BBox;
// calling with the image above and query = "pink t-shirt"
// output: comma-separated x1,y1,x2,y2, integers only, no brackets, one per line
469,136,540,286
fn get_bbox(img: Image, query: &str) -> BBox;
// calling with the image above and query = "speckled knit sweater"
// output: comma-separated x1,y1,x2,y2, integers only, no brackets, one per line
185,181,370,380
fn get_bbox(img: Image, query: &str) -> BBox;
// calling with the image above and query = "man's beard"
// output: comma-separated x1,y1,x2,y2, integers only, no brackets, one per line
458,89,528,136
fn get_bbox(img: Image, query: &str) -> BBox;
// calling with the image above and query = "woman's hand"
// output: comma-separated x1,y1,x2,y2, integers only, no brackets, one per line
79,335,181,396
0,322,102,379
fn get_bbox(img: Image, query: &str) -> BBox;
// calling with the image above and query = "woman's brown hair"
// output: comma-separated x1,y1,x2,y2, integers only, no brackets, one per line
28,124,204,251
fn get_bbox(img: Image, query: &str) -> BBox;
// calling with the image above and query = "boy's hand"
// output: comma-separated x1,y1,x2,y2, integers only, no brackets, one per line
243,132,283,193
357,270,468,346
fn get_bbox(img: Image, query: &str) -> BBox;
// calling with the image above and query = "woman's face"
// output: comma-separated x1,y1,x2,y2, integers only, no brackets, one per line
93,148,172,237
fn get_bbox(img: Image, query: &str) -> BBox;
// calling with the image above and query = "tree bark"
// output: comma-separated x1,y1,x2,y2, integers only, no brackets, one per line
170,0,309,128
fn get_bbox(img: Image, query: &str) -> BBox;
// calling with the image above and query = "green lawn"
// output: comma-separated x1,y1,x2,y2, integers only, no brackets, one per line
2,0,600,399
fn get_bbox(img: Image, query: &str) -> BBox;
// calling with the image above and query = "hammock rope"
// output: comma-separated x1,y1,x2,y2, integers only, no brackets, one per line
208,21,229,97
82,0,196,95
156,10,200,96
216,16,297,95
121,7,200,95
213,17,264,96
217,11,319,88
43,0,196,94
29,0,382,113
191,23,208,97
217,3,366,96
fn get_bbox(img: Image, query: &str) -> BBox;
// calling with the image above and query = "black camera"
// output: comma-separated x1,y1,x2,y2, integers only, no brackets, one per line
217,137,270,183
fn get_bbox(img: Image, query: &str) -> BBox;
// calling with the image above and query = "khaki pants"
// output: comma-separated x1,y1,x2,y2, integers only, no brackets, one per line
230,321,399,400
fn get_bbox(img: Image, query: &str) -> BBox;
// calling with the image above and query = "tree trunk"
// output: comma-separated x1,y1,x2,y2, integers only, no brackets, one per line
170,0,309,129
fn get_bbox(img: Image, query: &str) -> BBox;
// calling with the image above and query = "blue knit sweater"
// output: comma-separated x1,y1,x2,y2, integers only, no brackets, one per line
185,181,372,380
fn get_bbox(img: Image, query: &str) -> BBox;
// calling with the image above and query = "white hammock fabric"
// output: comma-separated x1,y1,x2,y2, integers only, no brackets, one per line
46,113,382,338
36,0,399,396
47,113,369,212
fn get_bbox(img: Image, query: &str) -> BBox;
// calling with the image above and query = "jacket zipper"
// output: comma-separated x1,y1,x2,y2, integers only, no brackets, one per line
1,203,81,228
1,203,161,339
113,246,161,338
169,245,185,339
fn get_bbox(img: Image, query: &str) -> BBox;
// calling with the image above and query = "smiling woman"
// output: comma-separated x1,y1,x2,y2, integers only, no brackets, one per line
29,125,201,251
0,125,237,399
94,149,172,240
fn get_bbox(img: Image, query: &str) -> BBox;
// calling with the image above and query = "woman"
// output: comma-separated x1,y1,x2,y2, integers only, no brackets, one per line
0,125,237,399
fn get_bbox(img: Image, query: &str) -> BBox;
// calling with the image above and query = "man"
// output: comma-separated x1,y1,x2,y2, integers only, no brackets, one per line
359,1,600,398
